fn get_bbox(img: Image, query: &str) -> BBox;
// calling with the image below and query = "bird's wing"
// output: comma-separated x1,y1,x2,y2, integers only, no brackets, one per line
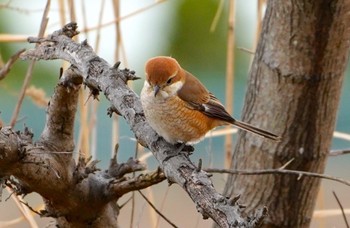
177,71,234,123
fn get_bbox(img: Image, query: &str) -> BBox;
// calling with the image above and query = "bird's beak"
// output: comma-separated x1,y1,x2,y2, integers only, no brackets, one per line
153,85,160,97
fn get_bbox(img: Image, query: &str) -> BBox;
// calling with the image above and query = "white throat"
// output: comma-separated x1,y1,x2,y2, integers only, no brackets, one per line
142,80,183,99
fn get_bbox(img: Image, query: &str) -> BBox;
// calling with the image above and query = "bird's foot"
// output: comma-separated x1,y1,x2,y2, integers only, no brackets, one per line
175,142,194,154
163,143,194,162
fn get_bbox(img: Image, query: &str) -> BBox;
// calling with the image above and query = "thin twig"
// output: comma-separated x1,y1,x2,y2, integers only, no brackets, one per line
19,200,43,216
333,131,350,141
138,190,178,228
67,0,76,22
0,2,43,14
155,186,170,228
9,0,50,127
0,217,24,226
210,0,225,32
81,0,166,33
57,0,66,26
224,0,236,169
93,0,105,53
119,196,132,209
7,188,38,228
111,0,121,160
329,149,350,156
0,34,29,42
279,158,294,170
28,151,73,154
0,49,25,80
88,0,105,160
74,0,90,161
333,191,350,228
255,0,265,47
205,168,350,187
130,141,140,228
313,209,350,217
145,187,158,227
237,47,255,54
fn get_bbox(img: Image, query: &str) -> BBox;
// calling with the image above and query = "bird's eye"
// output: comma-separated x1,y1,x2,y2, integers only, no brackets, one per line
167,78,172,84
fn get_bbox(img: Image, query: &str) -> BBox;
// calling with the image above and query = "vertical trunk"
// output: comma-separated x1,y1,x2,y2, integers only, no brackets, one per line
223,0,350,227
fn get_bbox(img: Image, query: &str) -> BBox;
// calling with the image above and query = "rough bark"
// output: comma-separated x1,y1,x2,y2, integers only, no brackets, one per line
223,1,350,227
0,23,268,227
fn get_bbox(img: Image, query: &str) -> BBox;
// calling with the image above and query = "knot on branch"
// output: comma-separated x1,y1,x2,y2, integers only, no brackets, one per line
51,22,79,39
120,68,140,82
107,106,121,117
0,127,33,168
26,22,79,46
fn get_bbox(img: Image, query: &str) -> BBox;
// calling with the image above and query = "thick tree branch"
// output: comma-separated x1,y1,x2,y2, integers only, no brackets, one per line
0,66,166,227
39,66,81,152
20,22,264,227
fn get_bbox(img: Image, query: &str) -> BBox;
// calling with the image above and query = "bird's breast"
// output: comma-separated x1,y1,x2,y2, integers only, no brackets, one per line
140,88,219,144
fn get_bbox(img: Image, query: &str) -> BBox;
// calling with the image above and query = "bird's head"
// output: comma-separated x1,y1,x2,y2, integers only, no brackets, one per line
145,56,185,98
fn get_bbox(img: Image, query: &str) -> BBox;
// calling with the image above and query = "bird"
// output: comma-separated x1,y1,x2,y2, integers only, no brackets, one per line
140,56,280,144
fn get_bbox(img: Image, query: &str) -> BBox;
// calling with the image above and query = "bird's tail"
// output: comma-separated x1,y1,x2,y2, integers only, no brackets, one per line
233,120,281,141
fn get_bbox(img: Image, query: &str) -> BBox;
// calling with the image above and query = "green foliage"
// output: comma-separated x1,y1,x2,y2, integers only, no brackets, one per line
168,0,228,73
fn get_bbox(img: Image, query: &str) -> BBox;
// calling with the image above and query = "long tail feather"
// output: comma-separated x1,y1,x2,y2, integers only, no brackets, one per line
233,120,281,141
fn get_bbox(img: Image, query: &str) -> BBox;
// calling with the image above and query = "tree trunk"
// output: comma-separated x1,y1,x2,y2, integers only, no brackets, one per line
223,0,350,227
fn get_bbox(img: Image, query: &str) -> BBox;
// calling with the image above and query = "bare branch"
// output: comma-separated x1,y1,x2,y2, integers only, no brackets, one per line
206,168,350,187
138,190,178,228
9,0,50,127
107,145,146,179
19,200,43,216
38,66,82,152
0,49,25,80
108,157,146,179
329,148,350,156
110,168,165,198
333,191,350,228
19,22,261,227
237,47,255,54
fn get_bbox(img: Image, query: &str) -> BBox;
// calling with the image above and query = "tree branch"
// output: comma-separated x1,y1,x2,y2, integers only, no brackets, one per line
20,22,262,227
110,168,166,198
206,168,350,187
39,66,82,152
138,190,178,228
333,191,350,228
0,49,25,80
0,65,168,227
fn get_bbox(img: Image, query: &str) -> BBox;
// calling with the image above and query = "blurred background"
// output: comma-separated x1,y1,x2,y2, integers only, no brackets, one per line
0,0,349,227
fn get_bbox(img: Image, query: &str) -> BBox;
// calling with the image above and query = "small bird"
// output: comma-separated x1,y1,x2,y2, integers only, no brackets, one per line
141,56,280,144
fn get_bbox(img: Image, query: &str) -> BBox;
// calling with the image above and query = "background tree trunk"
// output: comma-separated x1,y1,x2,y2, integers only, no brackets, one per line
223,0,350,227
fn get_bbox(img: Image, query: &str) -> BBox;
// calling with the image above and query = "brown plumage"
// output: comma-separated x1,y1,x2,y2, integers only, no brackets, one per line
141,56,280,144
